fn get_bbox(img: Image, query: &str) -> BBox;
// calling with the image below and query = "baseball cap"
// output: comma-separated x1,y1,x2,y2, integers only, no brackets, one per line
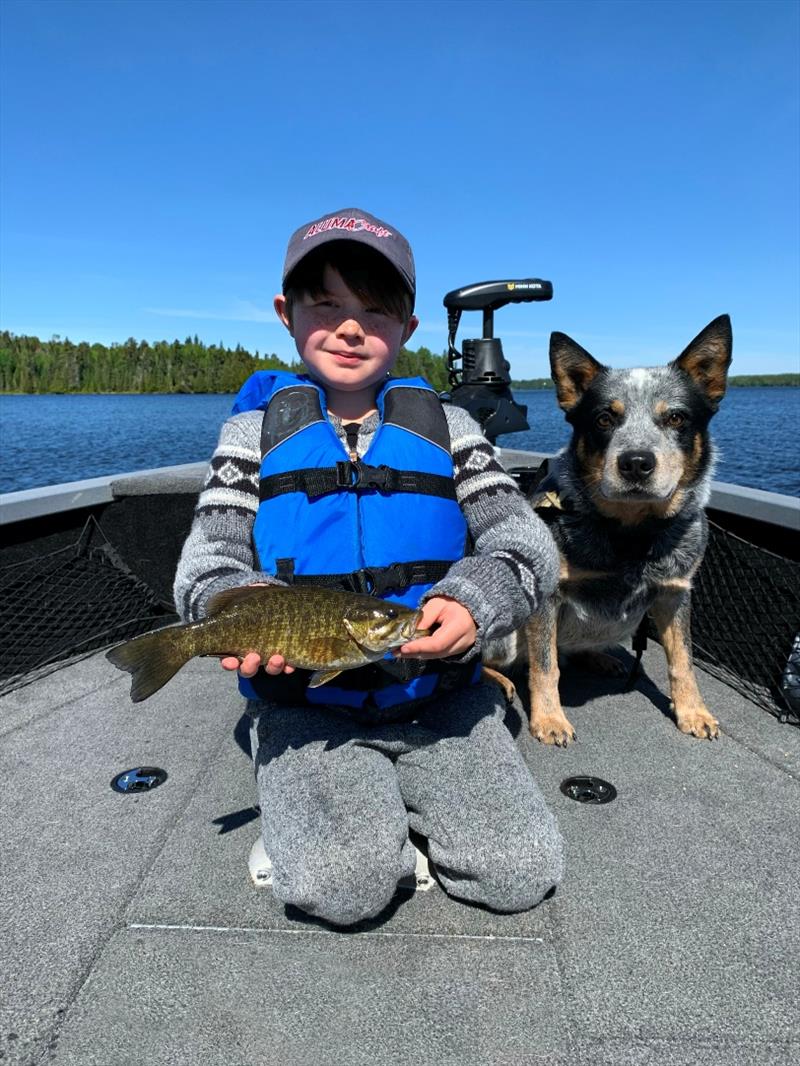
282,208,416,303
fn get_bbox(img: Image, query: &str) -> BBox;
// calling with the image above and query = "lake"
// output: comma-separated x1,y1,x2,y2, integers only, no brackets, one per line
0,387,798,497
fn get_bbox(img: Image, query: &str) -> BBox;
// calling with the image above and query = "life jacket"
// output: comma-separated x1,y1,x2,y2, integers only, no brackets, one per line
230,371,481,710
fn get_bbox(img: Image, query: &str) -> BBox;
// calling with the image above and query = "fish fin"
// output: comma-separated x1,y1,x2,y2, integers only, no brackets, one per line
301,638,356,685
308,668,344,688
207,585,273,616
106,625,189,703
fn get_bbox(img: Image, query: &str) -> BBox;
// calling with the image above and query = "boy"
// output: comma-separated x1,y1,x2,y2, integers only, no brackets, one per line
174,208,564,927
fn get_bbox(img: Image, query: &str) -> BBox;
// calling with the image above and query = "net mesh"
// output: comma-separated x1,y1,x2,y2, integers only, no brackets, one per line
689,520,799,724
0,517,176,696
0,511,797,724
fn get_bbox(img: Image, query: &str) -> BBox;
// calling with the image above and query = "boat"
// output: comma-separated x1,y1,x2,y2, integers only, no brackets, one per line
2,446,798,1066
2,283,798,1064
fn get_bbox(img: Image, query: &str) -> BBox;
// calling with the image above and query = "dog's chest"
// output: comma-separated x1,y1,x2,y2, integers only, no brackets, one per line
553,519,690,649
557,561,655,646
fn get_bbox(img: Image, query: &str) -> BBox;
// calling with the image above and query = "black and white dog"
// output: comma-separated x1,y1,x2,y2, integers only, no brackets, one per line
484,315,732,745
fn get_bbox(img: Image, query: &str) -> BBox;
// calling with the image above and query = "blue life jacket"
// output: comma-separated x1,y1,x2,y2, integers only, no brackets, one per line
230,371,480,710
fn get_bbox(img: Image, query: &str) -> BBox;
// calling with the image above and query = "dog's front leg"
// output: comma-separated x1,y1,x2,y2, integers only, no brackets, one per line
650,589,720,739
526,603,576,746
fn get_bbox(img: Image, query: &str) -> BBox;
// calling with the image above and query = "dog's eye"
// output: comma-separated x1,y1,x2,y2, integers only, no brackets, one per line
595,412,614,430
666,412,686,429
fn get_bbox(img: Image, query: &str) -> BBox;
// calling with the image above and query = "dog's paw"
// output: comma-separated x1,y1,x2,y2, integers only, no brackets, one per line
675,705,720,740
529,712,577,747
481,666,517,705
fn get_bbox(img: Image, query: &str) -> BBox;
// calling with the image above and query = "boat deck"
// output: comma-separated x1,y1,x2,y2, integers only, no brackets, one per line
3,639,799,1065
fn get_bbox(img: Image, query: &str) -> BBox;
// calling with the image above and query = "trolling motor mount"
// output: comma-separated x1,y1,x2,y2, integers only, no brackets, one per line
443,278,553,442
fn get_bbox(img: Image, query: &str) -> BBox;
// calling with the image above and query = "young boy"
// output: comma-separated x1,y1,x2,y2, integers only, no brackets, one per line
174,208,564,927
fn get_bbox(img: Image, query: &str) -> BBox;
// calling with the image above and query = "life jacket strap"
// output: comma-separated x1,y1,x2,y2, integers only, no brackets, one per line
259,462,458,502
275,559,453,597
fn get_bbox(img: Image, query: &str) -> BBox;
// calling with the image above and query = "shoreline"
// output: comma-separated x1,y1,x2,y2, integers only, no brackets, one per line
2,377,798,397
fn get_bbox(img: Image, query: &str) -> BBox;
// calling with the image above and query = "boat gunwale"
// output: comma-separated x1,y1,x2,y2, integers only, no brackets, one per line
1,452,798,531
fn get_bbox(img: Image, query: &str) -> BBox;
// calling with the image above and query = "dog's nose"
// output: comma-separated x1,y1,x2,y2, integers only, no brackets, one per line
617,450,656,480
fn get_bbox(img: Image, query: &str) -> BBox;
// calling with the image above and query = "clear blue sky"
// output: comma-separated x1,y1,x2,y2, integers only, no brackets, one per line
1,0,798,376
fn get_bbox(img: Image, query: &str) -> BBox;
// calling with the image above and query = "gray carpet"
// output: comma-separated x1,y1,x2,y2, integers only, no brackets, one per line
2,645,798,1066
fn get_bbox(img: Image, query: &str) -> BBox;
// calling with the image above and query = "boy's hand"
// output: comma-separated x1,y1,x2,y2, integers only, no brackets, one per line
397,596,477,660
220,652,295,678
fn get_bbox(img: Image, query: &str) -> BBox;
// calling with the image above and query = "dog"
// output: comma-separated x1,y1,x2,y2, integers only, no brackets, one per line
484,314,732,745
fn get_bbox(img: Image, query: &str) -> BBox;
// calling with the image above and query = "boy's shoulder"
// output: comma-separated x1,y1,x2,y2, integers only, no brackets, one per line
231,369,307,416
217,407,263,448
441,400,487,442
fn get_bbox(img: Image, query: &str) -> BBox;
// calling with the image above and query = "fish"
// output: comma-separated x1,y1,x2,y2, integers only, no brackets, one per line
106,584,426,703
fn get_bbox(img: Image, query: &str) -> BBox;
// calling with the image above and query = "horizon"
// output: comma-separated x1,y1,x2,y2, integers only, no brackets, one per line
1,0,798,377
1,329,796,389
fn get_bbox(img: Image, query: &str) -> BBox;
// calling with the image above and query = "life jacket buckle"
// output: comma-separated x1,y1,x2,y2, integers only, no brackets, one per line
362,464,391,490
336,461,392,491
374,562,405,594
353,567,377,595
353,563,407,596
336,460,358,488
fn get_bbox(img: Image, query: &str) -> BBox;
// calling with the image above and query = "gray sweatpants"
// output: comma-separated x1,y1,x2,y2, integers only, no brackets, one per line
248,681,564,927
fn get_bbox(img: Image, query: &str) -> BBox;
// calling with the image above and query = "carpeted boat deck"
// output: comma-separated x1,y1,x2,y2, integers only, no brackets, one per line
2,644,798,1065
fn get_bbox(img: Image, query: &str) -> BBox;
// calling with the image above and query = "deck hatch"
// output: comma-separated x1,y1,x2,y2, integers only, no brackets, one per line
560,776,617,804
111,767,168,793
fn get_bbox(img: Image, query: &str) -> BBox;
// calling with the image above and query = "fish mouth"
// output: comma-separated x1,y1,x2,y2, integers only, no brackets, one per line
401,611,427,641
383,614,429,648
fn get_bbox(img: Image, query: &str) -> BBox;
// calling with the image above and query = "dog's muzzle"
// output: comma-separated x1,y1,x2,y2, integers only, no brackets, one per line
617,449,656,482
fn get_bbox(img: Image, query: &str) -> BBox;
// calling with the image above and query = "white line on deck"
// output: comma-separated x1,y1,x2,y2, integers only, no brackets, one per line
129,922,546,944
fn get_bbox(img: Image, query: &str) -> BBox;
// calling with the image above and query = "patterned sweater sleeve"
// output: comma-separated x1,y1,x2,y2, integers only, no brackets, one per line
426,404,560,654
173,410,279,622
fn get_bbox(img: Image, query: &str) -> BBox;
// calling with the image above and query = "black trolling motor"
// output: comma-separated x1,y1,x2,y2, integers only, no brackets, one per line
443,278,553,442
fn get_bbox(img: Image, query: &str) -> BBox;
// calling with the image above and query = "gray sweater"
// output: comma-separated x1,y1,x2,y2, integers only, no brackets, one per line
173,402,558,657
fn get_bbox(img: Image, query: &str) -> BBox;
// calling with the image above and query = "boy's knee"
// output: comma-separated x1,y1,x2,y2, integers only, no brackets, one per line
485,828,565,912
273,843,403,927
439,820,565,913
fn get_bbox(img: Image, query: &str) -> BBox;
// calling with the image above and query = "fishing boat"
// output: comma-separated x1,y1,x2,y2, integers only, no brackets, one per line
2,285,798,1065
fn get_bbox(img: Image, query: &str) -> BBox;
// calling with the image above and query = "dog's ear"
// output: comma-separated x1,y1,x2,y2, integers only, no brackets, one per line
549,332,606,411
671,315,732,406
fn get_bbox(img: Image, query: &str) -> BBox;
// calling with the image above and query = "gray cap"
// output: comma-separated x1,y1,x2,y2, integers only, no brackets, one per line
282,207,416,302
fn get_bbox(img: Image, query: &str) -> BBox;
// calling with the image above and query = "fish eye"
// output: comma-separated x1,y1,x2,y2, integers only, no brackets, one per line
384,607,398,619
666,411,686,429
595,411,614,430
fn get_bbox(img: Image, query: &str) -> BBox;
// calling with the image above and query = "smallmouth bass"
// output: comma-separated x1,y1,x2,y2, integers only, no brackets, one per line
106,584,426,703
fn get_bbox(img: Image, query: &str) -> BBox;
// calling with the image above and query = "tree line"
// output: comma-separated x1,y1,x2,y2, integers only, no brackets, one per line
0,332,451,394
0,332,795,394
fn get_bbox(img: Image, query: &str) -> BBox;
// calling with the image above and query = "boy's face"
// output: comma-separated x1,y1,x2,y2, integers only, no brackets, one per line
274,264,418,400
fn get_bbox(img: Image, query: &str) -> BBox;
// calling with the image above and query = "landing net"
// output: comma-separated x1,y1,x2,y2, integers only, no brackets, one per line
0,517,176,697
690,520,799,725
0,510,797,724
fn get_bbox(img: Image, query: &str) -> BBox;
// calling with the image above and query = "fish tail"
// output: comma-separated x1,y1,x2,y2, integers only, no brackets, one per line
106,625,190,703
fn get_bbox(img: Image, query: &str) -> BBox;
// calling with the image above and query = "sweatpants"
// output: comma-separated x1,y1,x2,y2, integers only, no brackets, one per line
248,681,565,928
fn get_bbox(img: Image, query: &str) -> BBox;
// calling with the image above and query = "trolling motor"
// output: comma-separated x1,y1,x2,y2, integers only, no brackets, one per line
443,278,553,442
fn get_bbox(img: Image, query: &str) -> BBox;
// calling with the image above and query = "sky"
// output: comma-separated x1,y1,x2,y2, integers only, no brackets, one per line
1,0,798,377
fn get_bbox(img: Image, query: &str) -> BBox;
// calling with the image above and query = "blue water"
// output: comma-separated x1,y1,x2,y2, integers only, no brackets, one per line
0,388,798,496
501,387,800,497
